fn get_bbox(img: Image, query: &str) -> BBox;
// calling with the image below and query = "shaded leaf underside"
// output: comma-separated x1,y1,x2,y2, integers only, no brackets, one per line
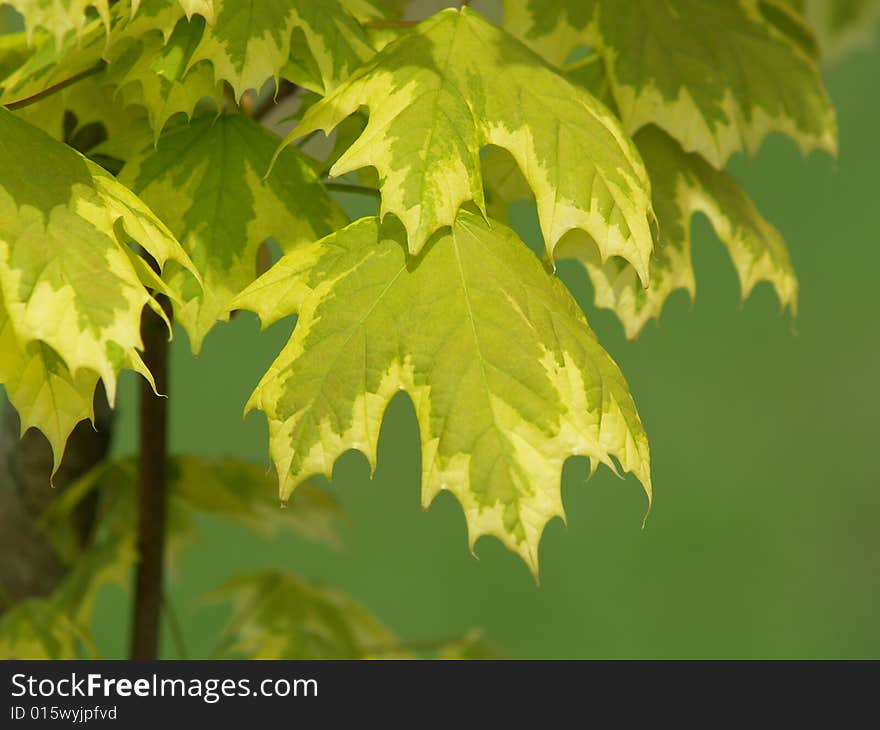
119,113,346,351
584,126,798,338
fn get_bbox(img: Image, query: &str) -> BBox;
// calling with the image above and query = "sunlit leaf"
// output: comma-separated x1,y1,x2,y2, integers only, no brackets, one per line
285,7,656,282
236,211,651,574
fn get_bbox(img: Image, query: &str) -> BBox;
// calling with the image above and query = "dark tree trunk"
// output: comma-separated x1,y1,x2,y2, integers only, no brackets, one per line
0,386,113,607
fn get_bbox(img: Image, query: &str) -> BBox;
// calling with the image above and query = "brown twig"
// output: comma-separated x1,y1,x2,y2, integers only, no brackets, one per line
323,181,381,198
129,297,172,660
3,62,106,111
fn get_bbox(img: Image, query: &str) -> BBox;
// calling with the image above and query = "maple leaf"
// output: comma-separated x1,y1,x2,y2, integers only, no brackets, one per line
283,7,656,283
213,571,399,660
42,455,346,561
567,126,798,338
185,0,373,100
119,113,346,351
505,0,837,167
0,107,197,463
235,211,651,574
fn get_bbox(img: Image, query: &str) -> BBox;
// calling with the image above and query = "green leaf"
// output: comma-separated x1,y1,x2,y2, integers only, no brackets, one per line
186,0,373,100
235,211,651,574
0,108,197,462
0,599,93,659
505,0,837,167
170,456,347,548
213,570,399,659
41,455,346,557
119,113,346,351
287,7,655,282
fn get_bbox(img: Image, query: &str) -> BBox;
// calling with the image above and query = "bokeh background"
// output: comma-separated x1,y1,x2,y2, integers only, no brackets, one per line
64,20,880,659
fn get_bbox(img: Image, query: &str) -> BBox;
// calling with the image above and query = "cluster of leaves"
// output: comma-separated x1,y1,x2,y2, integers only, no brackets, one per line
0,0,847,608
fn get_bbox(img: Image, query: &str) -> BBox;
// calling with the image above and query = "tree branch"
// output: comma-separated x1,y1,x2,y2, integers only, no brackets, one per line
129,297,172,660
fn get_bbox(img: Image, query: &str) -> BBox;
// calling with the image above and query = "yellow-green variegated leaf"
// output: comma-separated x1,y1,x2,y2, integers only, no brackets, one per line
0,108,197,431
501,0,592,68
235,211,651,574
213,571,399,660
287,7,655,281
119,113,346,351
562,126,798,338
5,0,112,46
3,0,213,46
186,0,373,100
0,298,98,469
505,0,837,168
104,15,221,139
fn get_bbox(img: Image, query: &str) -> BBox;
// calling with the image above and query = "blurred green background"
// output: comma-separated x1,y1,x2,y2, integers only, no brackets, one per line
82,38,880,659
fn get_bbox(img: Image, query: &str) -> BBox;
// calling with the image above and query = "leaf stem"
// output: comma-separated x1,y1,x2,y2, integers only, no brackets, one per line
364,20,418,28
129,297,172,660
323,181,381,198
2,62,106,111
161,593,189,660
